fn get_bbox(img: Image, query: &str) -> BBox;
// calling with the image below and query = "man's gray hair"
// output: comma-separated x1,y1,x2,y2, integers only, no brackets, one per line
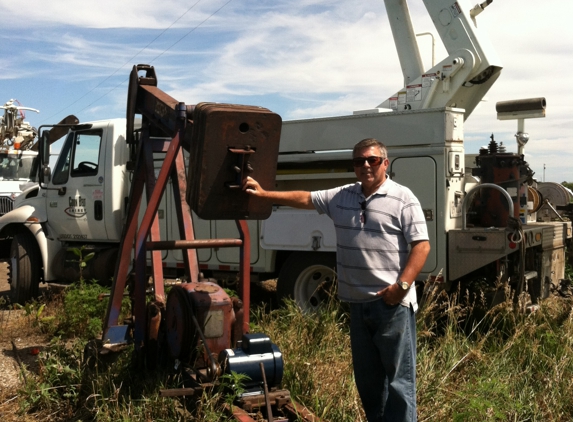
353,138,388,158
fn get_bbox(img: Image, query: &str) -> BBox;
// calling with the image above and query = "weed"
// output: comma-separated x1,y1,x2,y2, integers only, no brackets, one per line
219,370,251,406
67,245,95,281
252,297,361,421
58,279,110,340
18,337,84,418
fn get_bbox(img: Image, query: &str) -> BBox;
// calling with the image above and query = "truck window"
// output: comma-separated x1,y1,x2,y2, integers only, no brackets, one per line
51,132,74,185
52,130,102,184
0,153,35,180
71,131,101,177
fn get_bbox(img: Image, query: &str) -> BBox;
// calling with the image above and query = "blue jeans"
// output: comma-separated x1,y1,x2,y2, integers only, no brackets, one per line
350,299,417,422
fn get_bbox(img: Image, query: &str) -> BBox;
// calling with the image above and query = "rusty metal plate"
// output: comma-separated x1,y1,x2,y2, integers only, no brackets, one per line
187,103,282,220
194,283,221,294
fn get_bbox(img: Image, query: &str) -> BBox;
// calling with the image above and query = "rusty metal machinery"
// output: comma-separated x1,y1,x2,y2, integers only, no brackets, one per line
188,102,281,220
468,135,533,228
468,135,573,227
98,64,319,422
451,129,572,306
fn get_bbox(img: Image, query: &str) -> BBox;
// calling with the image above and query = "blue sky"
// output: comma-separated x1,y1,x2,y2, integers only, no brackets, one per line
1,0,572,182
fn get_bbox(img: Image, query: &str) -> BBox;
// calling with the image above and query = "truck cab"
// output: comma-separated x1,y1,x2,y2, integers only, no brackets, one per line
0,119,131,303
43,119,128,243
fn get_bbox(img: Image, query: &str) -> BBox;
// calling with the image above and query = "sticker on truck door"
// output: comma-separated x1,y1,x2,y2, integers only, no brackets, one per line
65,196,87,218
92,189,103,201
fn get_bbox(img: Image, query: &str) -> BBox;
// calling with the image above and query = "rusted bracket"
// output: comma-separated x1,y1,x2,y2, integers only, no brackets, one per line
223,394,323,422
226,146,256,189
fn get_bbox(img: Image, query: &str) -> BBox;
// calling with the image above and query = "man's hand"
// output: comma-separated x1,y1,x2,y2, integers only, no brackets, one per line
241,176,315,209
378,283,409,306
242,176,266,197
375,240,429,306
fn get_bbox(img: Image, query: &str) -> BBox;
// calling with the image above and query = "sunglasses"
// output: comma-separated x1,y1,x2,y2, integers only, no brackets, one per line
352,156,385,167
360,201,367,224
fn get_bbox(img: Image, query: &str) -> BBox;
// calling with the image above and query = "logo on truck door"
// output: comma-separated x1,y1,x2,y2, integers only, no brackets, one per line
65,196,87,218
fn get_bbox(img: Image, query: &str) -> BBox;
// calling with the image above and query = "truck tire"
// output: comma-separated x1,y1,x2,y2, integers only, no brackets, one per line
9,232,41,304
277,252,337,313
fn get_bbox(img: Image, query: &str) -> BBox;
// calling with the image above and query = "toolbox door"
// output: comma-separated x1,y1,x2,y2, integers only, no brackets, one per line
391,156,437,274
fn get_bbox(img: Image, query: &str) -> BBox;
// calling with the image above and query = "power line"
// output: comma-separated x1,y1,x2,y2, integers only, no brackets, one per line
42,0,232,123
149,0,234,63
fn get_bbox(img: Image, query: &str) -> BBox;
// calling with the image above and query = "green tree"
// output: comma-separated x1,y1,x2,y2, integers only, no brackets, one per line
562,181,573,191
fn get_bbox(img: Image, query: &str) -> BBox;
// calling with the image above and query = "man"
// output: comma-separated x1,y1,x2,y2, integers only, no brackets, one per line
242,138,430,421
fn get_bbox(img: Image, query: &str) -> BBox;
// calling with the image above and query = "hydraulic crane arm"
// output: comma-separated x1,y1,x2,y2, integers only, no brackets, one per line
378,0,501,120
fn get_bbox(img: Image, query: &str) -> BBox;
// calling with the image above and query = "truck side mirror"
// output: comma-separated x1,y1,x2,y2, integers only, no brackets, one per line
40,130,51,184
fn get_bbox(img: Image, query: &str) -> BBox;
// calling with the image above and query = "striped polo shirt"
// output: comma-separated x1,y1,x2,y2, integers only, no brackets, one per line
311,177,429,309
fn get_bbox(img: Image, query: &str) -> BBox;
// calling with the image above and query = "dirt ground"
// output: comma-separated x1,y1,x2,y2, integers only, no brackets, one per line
0,260,52,398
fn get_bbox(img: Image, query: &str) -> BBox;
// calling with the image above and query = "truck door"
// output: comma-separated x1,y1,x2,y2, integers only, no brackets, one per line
391,156,437,273
46,127,108,241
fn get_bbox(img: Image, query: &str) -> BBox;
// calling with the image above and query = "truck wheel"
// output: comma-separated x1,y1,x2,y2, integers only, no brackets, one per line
277,252,337,313
9,232,41,304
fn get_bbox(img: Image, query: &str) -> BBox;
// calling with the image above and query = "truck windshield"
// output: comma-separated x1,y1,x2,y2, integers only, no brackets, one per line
0,152,35,181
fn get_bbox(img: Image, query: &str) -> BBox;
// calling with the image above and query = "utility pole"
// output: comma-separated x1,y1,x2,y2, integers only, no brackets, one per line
543,164,546,182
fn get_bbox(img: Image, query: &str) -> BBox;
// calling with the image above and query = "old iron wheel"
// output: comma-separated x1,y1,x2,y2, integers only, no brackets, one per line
9,231,41,305
277,252,337,313
165,286,193,361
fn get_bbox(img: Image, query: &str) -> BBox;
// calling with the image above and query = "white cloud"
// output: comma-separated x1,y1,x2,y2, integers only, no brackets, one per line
1,0,572,182
0,0,224,29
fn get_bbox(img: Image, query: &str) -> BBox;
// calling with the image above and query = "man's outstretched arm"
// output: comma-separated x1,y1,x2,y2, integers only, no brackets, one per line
242,176,315,209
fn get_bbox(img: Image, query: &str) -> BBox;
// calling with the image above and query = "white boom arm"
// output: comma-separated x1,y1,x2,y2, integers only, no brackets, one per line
378,0,502,120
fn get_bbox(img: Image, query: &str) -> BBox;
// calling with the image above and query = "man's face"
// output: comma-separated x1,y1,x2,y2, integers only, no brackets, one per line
353,146,389,192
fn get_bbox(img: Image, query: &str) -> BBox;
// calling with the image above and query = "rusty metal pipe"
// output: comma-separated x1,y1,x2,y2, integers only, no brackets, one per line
146,239,243,250
462,183,514,230
231,297,244,348
259,362,274,422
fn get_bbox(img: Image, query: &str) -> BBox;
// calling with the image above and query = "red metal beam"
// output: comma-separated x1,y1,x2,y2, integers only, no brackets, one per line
170,148,199,283
146,239,243,250
236,220,251,334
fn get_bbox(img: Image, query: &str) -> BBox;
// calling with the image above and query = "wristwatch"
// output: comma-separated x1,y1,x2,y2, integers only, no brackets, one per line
398,280,411,290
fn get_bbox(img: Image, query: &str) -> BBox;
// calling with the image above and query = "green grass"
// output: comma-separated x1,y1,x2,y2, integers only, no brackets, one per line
417,288,573,421
4,282,573,421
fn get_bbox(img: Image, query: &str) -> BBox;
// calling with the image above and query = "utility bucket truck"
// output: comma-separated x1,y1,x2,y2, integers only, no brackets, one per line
1,0,571,312
0,99,41,218
0,100,78,221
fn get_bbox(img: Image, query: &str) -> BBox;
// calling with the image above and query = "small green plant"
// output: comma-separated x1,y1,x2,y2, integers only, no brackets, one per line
19,337,84,416
219,370,251,406
15,300,44,318
13,299,56,332
58,279,109,339
68,245,95,281
55,246,108,339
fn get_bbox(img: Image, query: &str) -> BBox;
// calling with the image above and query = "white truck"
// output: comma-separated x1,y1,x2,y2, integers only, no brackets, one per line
0,100,42,218
1,0,571,308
